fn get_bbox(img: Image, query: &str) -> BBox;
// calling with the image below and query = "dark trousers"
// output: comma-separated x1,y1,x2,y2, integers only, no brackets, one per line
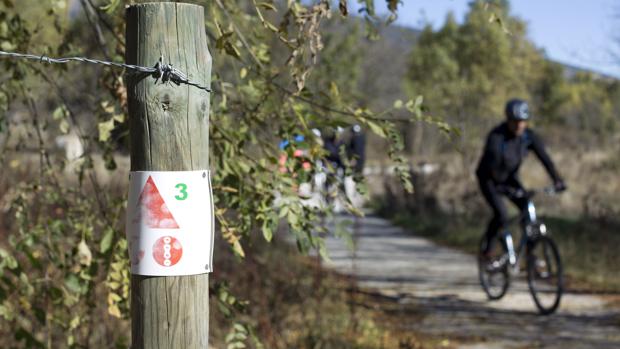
478,175,528,253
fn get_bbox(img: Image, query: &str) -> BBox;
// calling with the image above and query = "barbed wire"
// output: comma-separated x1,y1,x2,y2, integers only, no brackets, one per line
0,50,211,93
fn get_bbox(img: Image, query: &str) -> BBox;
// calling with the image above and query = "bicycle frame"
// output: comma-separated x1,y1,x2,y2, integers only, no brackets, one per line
503,199,548,273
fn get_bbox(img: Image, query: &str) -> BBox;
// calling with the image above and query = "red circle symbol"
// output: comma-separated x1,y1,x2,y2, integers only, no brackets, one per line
153,236,182,267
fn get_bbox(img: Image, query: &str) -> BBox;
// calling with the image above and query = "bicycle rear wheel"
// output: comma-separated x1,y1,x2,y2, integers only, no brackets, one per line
478,234,510,300
527,236,563,315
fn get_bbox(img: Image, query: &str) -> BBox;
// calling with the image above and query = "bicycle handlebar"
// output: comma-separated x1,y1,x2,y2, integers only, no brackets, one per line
497,185,565,199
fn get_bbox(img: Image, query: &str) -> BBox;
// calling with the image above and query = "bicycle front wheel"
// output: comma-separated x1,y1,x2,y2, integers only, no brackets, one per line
478,234,510,300
527,236,563,315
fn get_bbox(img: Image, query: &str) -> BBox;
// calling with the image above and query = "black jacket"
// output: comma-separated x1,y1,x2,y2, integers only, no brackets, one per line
476,122,561,184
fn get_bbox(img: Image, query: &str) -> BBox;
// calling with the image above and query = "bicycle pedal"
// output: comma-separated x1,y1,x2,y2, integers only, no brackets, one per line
535,260,550,278
484,256,507,272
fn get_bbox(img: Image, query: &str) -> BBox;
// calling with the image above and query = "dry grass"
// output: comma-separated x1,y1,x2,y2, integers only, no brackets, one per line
210,232,444,349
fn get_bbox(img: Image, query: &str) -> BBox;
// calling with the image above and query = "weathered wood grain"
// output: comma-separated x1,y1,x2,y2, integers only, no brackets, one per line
125,3,211,348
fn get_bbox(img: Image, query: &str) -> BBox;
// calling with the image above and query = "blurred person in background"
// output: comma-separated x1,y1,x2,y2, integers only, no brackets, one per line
347,124,366,176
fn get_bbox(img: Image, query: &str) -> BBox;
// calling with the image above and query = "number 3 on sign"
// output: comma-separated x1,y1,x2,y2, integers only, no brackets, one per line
175,183,188,200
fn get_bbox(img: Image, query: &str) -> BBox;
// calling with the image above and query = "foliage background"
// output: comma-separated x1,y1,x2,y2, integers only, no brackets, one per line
0,0,619,348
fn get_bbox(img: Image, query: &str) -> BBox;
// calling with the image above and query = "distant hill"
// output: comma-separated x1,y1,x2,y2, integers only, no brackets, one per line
560,61,618,81
332,20,617,113
357,24,419,111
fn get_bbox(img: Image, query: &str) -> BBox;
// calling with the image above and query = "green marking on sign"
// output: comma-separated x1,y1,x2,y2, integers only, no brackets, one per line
175,183,188,200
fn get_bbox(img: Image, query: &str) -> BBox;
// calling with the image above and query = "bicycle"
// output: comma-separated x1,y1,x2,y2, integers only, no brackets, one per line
478,186,564,315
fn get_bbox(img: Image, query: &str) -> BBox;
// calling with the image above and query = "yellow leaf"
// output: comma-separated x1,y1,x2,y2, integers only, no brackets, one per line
77,240,92,267
107,292,122,304
329,81,340,99
108,304,122,318
112,113,125,122
59,119,70,134
101,101,115,114
98,118,115,142
232,240,245,258
69,315,80,330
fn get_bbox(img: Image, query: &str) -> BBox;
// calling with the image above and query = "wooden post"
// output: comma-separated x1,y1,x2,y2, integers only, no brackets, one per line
125,3,212,348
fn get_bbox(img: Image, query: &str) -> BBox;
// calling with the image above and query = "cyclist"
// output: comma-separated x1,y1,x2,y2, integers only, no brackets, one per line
347,124,366,175
476,99,566,257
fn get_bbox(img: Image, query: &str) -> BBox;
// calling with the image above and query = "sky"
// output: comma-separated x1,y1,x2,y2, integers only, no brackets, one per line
350,0,620,78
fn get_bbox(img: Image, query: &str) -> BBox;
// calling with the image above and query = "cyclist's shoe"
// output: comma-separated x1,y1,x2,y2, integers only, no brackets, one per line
480,249,493,261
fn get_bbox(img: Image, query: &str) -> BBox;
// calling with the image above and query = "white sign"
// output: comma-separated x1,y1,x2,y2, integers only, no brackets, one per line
125,170,214,276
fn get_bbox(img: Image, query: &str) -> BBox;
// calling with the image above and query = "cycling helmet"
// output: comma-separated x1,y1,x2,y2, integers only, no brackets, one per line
505,99,530,121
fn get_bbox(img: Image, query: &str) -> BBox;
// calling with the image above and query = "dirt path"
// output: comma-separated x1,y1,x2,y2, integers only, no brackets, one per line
323,215,620,348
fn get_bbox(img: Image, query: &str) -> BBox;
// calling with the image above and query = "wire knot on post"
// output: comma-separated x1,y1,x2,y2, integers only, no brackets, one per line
153,56,189,87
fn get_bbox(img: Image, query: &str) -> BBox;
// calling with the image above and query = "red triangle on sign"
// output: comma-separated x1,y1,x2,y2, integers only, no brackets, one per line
133,176,180,229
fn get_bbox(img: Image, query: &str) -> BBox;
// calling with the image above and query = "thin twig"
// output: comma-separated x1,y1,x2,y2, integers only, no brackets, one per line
85,0,126,49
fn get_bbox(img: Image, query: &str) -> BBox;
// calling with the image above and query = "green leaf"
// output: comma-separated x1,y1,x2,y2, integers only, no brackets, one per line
414,95,424,110
52,105,67,120
261,224,273,242
318,240,331,262
237,161,251,174
287,210,299,225
64,274,81,294
100,228,114,253
278,205,289,218
257,2,277,11
0,41,15,51
365,120,386,138
233,323,248,334
0,303,14,321
263,20,279,33
216,32,242,60
0,248,18,269
100,0,122,14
